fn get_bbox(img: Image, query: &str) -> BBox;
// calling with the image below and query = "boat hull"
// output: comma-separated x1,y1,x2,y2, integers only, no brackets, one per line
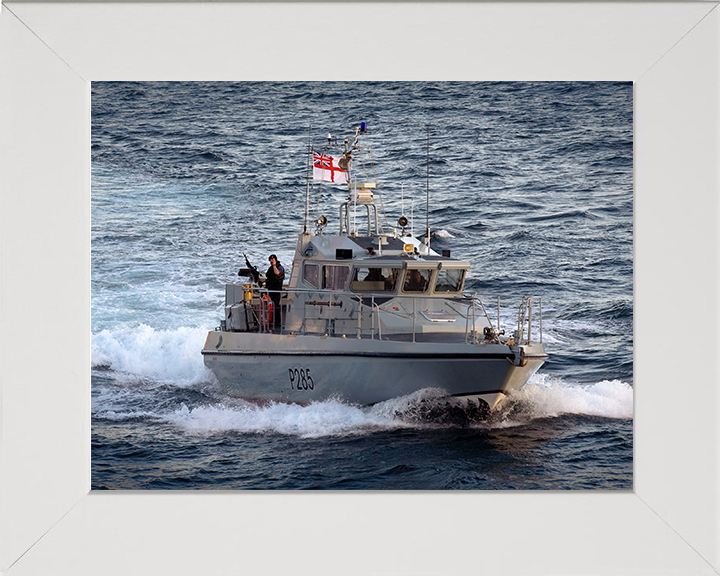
202,331,546,410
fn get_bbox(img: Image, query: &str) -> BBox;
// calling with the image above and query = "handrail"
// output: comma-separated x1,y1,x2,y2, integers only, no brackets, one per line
373,298,383,340
228,285,542,346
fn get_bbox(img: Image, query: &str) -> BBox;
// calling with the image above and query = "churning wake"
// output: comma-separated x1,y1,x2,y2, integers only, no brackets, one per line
93,373,633,438
92,325,214,386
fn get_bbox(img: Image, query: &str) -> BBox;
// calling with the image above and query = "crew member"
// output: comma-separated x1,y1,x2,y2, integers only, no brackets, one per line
404,269,427,292
266,254,285,328
364,268,385,282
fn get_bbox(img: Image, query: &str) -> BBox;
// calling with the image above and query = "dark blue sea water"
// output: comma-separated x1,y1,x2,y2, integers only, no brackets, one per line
91,81,633,490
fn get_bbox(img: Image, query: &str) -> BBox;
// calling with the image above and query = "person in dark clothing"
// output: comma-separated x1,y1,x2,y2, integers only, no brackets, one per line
364,268,385,282
404,269,427,292
266,254,285,328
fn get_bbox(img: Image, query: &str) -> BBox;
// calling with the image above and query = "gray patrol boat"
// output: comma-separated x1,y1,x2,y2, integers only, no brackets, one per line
202,124,548,414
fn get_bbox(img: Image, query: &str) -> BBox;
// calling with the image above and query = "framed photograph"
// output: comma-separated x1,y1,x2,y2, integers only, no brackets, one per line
89,79,633,492
1,2,718,575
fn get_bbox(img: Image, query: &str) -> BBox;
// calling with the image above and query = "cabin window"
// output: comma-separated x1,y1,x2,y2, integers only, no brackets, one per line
402,269,432,293
351,267,400,292
303,263,319,289
322,265,350,291
434,268,465,293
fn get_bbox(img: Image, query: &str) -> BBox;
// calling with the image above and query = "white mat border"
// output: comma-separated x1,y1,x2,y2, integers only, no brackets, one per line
1,3,718,575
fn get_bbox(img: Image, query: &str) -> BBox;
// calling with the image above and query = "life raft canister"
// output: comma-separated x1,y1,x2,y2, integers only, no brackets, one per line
260,294,273,331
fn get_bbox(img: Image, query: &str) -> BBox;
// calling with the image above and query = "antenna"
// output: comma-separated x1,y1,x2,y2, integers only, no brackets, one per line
352,175,357,237
426,126,430,250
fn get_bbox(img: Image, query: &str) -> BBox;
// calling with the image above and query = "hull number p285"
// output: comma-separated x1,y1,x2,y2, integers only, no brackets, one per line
289,368,314,390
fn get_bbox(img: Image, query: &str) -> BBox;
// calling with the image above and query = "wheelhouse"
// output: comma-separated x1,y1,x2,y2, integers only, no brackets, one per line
300,255,468,296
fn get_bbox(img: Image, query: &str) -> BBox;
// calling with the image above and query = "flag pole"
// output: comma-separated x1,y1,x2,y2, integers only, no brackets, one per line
304,127,312,234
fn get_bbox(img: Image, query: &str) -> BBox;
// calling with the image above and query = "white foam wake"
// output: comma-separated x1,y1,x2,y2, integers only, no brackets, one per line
92,324,215,386
502,373,633,421
154,377,632,437
165,399,401,438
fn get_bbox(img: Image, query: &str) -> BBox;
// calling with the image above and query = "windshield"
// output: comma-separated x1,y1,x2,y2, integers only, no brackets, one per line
434,268,465,293
402,269,431,293
322,265,350,291
351,267,400,292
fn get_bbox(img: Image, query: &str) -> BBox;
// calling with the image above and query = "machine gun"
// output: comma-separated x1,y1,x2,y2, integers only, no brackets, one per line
238,253,261,284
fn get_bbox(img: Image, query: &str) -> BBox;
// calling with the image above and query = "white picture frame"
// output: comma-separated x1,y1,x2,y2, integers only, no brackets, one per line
1,2,718,574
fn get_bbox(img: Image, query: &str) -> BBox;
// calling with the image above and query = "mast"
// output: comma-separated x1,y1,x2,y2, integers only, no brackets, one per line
426,126,430,250
303,126,312,234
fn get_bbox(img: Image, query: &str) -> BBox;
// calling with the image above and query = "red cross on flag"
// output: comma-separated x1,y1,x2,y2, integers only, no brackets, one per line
313,151,348,184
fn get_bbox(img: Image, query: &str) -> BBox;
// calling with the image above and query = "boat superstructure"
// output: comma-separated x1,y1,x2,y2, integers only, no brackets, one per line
202,125,548,413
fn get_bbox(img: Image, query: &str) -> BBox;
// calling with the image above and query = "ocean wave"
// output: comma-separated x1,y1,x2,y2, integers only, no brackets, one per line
556,299,633,323
462,222,487,232
542,317,625,343
165,398,402,438
524,209,600,223
92,324,215,386
496,374,633,423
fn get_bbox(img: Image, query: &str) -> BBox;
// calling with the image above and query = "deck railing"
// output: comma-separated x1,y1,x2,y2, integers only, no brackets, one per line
223,285,542,346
